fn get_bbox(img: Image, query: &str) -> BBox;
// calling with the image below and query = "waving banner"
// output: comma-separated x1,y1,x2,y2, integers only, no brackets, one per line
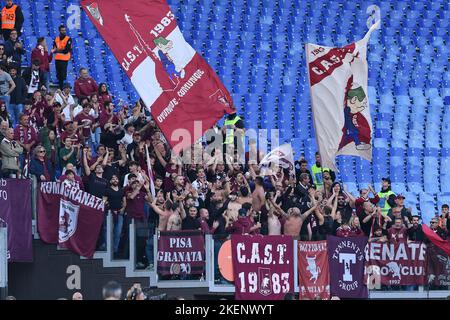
328,236,368,298
306,21,380,170
37,182,105,258
426,244,450,287
298,241,330,300
364,241,426,286
231,235,294,300
0,179,33,262
259,144,295,176
157,230,205,276
81,0,234,152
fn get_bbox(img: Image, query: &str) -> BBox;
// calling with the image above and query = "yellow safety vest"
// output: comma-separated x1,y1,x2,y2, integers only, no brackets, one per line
224,116,241,144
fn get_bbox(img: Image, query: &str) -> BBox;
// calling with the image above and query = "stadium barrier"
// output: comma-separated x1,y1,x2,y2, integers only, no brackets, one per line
0,227,7,299
20,180,450,298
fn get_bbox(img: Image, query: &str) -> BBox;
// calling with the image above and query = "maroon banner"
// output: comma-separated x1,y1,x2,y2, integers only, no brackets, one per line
81,0,234,151
37,182,105,258
422,224,450,256
157,230,205,275
0,179,33,262
364,241,426,286
426,244,450,287
298,241,330,300
328,236,368,299
231,235,294,300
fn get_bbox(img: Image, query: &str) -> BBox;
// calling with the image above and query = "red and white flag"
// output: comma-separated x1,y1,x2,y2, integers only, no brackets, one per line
259,143,295,176
37,182,105,258
298,241,330,300
306,21,380,170
81,0,235,152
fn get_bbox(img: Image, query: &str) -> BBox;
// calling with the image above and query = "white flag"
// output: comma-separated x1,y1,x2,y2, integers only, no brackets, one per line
58,199,80,243
306,21,380,171
259,144,295,176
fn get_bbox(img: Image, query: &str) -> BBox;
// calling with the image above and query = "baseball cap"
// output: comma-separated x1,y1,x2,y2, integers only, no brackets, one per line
430,217,439,223
62,82,72,89
381,177,391,184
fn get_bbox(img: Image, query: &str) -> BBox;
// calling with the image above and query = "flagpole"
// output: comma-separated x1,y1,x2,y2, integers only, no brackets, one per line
145,144,156,198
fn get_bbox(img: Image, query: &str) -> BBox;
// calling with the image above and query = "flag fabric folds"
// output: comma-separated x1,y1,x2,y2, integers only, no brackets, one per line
306,21,380,170
81,0,235,152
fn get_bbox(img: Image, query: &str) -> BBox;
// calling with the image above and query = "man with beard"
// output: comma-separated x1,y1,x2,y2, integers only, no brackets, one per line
294,159,313,186
103,174,126,258
182,206,201,230
197,208,219,234
429,217,447,240
387,194,412,223
149,192,172,231
359,203,390,237
226,207,261,235
387,217,408,244
125,180,152,268
83,151,108,250
407,215,425,242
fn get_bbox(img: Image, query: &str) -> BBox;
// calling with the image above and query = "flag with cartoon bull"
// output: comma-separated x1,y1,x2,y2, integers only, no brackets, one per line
306,21,380,171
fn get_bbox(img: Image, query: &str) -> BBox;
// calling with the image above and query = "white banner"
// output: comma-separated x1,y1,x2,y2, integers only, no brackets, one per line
259,143,295,175
306,21,380,170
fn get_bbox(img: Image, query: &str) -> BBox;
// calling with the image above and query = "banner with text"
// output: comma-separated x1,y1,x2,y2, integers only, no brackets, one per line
328,236,368,299
231,235,294,300
157,230,205,276
0,179,33,262
298,241,330,300
306,21,380,170
37,182,105,258
81,0,234,151
364,241,426,286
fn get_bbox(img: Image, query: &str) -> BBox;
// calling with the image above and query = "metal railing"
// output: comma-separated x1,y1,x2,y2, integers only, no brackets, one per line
0,227,7,299
25,181,450,298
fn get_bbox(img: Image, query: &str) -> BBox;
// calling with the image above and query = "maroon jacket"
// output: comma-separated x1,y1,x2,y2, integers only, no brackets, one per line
31,46,53,73
74,77,98,99
226,216,259,235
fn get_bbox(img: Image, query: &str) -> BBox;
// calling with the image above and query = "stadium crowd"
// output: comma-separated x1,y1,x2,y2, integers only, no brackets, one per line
0,1,449,272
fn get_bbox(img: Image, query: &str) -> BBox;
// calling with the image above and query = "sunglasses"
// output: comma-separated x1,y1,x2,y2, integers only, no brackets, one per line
38,150,46,153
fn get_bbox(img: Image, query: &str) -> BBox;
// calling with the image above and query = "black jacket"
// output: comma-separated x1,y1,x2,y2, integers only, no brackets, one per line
10,74,26,104
100,128,125,154
22,67,45,91
4,39,25,66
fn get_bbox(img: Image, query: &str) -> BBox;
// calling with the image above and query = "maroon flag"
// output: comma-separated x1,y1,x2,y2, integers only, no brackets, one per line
327,236,368,299
231,235,294,300
298,241,330,300
364,241,426,286
81,0,234,152
0,179,33,262
157,230,205,275
37,182,105,258
422,224,450,256
426,244,450,287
